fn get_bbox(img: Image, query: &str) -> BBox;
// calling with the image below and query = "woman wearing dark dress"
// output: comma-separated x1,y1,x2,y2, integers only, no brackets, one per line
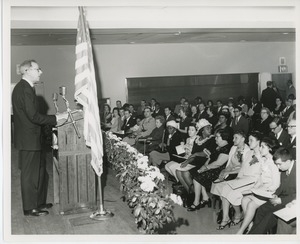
177,108,192,140
187,129,232,211
271,97,285,117
174,119,216,193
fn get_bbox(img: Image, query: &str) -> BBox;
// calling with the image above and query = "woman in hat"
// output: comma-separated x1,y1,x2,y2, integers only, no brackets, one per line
173,119,216,195
187,129,232,211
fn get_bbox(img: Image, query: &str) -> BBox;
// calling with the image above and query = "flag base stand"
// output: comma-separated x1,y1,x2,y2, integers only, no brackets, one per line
90,209,114,221
89,175,114,221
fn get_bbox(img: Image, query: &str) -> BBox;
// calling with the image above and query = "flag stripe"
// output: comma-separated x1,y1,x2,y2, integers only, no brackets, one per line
74,6,103,177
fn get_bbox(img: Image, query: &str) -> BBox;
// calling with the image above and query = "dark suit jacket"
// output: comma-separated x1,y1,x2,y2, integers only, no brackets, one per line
196,110,209,121
281,106,295,122
255,116,273,136
276,129,291,148
165,114,176,124
286,137,296,160
231,115,249,135
121,116,136,133
260,87,278,111
163,131,183,160
12,79,57,151
275,163,296,206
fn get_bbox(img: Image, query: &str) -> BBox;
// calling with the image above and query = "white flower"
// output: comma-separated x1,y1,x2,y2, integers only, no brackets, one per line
126,144,137,154
137,156,149,170
138,175,156,192
169,193,183,206
146,166,165,181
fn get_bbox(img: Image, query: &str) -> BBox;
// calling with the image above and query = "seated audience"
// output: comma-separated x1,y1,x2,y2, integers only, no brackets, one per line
177,108,193,140
136,100,147,118
206,100,214,111
210,131,250,204
215,131,263,230
102,103,112,129
236,137,280,234
237,96,248,116
152,102,164,118
216,100,223,115
254,107,272,136
230,106,249,135
206,107,218,129
116,100,122,109
148,120,183,167
106,107,122,133
121,109,137,135
269,117,290,147
164,106,176,123
135,115,165,154
271,97,285,117
214,112,232,134
187,129,232,211
248,148,296,234
174,97,186,116
173,119,216,193
190,105,199,123
228,98,235,119
165,123,199,181
281,97,295,123
123,107,155,146
196,102,208,121
150,98,157,112
286,118,296,160
128,104,137,120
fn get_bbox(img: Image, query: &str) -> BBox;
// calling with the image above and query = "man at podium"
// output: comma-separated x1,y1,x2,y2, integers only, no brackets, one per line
12,59,68,217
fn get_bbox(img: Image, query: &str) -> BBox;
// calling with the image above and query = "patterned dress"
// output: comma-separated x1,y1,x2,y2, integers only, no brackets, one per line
190,144,231,191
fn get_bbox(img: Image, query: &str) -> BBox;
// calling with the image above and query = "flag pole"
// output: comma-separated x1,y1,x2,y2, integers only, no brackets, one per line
90,173,114,220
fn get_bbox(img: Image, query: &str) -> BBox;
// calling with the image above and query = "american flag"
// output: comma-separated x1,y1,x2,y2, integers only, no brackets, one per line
74,7,103,176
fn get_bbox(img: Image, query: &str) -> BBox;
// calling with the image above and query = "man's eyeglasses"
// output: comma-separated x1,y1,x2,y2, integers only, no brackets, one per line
234,110,240,113
287,125,296,128
26,67,42,72
270,126,277,131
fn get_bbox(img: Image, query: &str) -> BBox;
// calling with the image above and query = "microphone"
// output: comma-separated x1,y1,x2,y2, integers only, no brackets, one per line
59,86,66,97
52,92,59,114
58,86,81,138
52,92,58,101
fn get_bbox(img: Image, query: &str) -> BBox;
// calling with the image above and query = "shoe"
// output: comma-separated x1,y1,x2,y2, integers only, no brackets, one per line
231,216,244,226
187,203,201,211
199,198,212,208
24,209,49,217
217,220,232,230
38,203,53,209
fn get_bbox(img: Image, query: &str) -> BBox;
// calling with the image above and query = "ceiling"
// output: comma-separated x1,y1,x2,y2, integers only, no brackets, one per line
11,28,295,46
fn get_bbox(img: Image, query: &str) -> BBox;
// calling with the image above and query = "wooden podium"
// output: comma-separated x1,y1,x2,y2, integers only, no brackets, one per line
53,110,97,214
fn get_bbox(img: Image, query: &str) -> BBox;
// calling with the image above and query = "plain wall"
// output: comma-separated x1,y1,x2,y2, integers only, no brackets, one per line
11,42,295,114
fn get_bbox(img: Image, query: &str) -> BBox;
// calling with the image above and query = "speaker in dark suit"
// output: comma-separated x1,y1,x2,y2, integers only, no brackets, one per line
12,60,67,216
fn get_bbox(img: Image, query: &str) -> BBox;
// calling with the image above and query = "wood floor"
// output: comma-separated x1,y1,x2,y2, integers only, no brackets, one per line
10,145,246,236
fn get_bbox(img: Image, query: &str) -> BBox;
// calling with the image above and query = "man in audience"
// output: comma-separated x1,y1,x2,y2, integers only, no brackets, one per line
281,97,295,123
260,81,278,112
194,96,203,109
164,106,175,123
152,102,164,117
269,118,290,148
285,80,296,100
148,120,183,167
150,98,157,112
196,102,208,121
121,109,136,135
248,148,296,234
216,100,223,115
116,100,122,109
123,107,156,146
230,106,249,135
119,107,125,123
174,97,186,115
128,104,137,120
286,118,296,160
137,100,147,118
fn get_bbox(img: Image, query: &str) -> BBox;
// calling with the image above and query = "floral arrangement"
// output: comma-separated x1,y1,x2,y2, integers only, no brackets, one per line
105,132,182,234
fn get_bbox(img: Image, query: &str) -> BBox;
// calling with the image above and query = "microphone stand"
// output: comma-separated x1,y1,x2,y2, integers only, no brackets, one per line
61,95,81,139
52,93,59,114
